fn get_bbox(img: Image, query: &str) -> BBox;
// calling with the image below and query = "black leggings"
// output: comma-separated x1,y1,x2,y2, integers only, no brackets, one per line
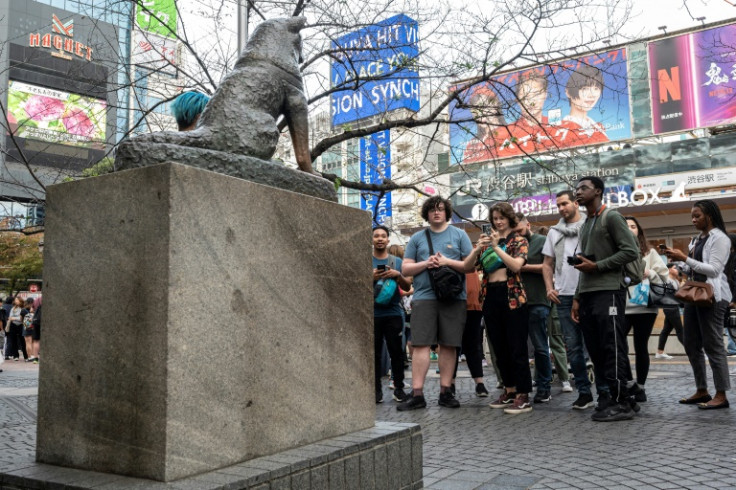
624,313,657,386
658,307,683,351
454,310,484,380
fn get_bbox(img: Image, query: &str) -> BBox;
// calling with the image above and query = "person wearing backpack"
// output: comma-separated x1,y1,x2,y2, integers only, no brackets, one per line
571,176,640,422
397,196,472,411
372,226,412,404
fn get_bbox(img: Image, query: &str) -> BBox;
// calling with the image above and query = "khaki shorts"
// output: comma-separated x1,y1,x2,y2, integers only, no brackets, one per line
410,300,466,347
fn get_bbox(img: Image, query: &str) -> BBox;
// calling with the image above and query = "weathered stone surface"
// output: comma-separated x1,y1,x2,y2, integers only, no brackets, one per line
37,163,372,481
115,142,337,202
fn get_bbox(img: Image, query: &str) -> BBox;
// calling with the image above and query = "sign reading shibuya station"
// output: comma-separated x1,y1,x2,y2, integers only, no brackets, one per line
135,0,178,39
360,130,392,225
330,14,419,126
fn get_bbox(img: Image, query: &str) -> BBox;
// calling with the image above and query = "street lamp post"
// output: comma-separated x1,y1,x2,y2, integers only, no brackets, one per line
237,0,250,55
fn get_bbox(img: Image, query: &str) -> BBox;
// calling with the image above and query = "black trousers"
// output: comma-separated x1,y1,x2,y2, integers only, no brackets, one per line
374,315,405,393
5,322,27,360
483,284,532,394
624,313,657,385
454,310,484,380
658,307,683,351
578,290,630,403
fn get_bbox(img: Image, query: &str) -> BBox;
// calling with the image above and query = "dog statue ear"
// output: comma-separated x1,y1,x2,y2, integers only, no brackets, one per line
288,16,307,33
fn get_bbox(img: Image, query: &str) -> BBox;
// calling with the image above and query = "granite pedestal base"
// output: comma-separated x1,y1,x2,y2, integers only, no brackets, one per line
36,163,375,481
2,422,423,489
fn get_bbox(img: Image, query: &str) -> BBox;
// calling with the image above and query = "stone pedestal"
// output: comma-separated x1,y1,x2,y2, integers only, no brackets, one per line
36,163,374,481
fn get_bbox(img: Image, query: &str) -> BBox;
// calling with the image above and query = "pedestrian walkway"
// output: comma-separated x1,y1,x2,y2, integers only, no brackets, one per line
2,358,736,489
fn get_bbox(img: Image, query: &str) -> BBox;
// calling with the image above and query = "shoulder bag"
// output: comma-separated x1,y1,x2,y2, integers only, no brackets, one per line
424,229,464,302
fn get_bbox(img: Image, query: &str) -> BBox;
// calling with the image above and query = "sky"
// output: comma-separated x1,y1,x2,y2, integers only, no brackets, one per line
625,0,736,38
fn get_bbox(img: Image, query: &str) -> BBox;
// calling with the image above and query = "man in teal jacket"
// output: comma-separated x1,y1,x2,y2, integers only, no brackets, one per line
571,176,639,422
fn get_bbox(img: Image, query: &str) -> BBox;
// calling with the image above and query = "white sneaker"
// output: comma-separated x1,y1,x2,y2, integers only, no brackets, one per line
561,381,573,392
459,354,466,362
654,353,674,360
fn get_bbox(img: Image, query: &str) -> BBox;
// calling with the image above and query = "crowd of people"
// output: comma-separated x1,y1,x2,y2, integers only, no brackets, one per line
1,295,42,370
373,176,736,422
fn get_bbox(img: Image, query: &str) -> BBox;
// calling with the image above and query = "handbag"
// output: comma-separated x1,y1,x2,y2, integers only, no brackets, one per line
674,280,714,307
424,229,464,302
648,282,682,308
627,280,650,306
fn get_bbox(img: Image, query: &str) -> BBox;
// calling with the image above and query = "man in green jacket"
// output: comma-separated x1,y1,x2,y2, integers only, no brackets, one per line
571,176,639,422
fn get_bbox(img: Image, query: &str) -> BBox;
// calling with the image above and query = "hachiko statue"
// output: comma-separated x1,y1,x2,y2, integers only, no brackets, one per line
126,17,314,174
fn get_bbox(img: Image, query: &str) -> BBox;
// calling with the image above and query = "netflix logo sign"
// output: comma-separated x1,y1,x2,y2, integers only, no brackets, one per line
649,23,736,134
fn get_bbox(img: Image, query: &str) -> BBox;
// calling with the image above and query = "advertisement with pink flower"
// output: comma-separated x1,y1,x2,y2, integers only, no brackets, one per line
7,80,107,149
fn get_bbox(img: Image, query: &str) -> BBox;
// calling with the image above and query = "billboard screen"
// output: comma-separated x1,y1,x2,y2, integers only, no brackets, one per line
650,23,736,134
448,48,631,164
7,80,107,149
330,14,419,126
360,130,392,225
135,0,178,39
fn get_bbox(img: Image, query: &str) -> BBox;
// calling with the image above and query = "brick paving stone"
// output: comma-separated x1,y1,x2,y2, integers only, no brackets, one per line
3,358,736,489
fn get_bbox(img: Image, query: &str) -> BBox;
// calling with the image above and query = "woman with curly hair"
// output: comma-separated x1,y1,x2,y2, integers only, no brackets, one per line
464,202,531,414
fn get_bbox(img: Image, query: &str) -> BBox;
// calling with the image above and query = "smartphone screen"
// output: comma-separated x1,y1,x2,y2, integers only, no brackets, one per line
481,224,493,235
377,265,386,271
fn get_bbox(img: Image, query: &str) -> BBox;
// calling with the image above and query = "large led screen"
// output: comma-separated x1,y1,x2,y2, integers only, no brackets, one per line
650,23,736,134
7,80,107,149
449,48,631,164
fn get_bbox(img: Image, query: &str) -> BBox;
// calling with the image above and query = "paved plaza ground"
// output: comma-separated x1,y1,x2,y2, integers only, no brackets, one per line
1,357,735,489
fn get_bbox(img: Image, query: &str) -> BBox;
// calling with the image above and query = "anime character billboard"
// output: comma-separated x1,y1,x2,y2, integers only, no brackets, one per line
449,48,631,164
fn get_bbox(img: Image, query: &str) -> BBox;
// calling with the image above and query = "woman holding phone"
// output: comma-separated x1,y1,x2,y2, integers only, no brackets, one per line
464,203,531,414
664,200,731,409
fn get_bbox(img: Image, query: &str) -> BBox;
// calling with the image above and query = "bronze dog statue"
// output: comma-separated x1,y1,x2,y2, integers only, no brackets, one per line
131,17,314,174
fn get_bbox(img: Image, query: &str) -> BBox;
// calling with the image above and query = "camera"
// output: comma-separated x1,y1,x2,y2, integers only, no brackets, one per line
658,244,667,252
566,254,595,266
481,224,493,235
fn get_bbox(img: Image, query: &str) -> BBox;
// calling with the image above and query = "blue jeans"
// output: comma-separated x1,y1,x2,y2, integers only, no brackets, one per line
557,295,604,395
528,305,552,392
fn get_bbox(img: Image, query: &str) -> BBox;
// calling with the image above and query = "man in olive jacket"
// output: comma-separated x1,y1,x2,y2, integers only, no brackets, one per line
571,176,639,422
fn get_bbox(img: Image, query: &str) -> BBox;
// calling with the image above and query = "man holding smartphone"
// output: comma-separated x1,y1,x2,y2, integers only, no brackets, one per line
373,226,412,404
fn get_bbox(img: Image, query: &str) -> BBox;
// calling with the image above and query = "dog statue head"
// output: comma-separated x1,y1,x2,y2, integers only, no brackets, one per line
238,17,307,72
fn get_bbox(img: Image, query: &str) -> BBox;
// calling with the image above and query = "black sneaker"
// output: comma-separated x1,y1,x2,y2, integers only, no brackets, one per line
572,393,595,410
393,388,408,402
591,402,634,422
630,384,647,402
595,392,612,412
475,383,489,397
397,395,427,411
438,390,460,408
628,397,641,413
533,390,551,403
376,390,383,404
450,383,456,396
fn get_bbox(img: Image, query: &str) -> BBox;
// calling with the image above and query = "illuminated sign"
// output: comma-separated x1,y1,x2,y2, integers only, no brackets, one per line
330,14,420,126
649,23,736,133
136,0,178,40
28,14,93,61
7,80,107,149
360,130,392,224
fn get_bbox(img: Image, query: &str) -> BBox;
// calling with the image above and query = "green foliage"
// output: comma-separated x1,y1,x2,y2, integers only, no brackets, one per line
0,232,43,295
81,156,115,177
334,177,342,191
